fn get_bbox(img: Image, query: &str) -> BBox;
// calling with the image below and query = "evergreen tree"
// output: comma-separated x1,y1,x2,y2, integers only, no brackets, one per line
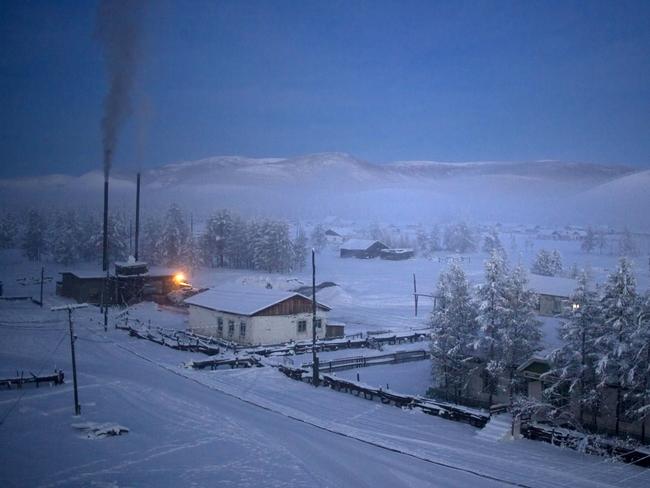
50,211,82,265
482,227,503,255
430,264,479,403
546,272,603,427
78,213,101,263
581,226,596,253
310,224,327,253
0,213,18,249
502,265,542,404
618,228,638,257
160,204,191,267
292,226,308,271
531,249,561,276
443,222,476,253
22,210,46,261
597,257,638,436
200,210,232,267
475,251,510,405
626,293,650,443
141,215,163,265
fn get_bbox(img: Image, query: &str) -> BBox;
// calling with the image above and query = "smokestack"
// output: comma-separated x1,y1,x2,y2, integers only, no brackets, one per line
134,172,141,261
102,151,110,272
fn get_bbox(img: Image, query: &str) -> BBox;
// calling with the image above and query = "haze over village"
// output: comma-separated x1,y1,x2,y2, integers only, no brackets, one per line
1,1,650,487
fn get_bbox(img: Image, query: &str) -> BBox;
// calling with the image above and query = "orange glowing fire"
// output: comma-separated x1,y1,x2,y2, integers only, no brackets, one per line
174,272,186,284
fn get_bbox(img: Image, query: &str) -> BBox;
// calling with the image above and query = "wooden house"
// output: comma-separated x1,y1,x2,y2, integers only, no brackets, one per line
380,248,414,261
527,274,577,316
339,239,388,259
185,285,331,345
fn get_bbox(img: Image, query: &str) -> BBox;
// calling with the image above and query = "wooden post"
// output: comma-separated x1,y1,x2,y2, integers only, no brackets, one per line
39,266,44,307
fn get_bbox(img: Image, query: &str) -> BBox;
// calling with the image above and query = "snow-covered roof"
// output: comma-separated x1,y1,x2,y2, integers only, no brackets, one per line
184,285,331,316
340,239,386,251
527,274,577,298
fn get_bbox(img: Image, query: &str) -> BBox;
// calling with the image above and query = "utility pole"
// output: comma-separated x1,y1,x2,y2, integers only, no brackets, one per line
311,249,319,386
52,303,87,416
104,270,109,332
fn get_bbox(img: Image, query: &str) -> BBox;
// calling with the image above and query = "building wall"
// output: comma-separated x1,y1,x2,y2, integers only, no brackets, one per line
187,305,327,345
537,294,564,316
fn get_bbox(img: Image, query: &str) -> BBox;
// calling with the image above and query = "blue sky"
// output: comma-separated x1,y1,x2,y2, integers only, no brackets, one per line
1,0,649,177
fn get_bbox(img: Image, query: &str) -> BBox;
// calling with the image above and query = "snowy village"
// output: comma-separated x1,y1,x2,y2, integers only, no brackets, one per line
2,2,650,487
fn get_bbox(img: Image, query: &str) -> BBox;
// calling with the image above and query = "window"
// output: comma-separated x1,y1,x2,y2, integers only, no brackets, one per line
217,317,223,336
297,320,307,332
228,320,235,337
239,321,246,337
315,318,322,329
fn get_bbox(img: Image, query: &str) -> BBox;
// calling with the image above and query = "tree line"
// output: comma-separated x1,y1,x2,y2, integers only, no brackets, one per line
430,252,650,441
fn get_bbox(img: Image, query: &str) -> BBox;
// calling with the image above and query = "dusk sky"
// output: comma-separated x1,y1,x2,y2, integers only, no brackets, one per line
1,0,650,178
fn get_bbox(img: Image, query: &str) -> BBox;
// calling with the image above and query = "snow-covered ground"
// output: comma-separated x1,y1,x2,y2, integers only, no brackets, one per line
1,240,649,487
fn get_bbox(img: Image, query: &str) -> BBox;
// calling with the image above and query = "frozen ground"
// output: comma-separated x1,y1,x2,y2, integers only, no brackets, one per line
1,240,649,487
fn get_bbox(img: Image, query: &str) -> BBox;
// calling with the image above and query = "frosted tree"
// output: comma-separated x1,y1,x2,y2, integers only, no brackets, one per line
22,210,46,261
141,215,163,265
430,225,442,252
0,213,18,249
310,224,327,253
531,249,561,276
160,204,191,267
292,225,308,271
482,227,503,255
545,272,602,427
624,292,650,443
443,222,476,253
50,211,82,265
581,226,596,253
416,228,432,258
430,263,479,402
502,265,542,404
475,250,510,405
618,228,638,257
596,257,638,436
77,213,100,262
200,210,232,267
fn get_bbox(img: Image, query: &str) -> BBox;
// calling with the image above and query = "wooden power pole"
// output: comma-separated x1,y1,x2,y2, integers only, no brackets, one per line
311,249,319,387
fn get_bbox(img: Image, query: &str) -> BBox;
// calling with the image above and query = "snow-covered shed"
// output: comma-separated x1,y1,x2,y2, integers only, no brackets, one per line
339,239,388,259
527,274,577,316
184,285,331,345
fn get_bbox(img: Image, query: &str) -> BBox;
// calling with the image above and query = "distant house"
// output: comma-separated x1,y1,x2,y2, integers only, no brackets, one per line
380,248,414,261
339,239,388,259
527,274,577,316
519,357,650,442
185,285,331,345
324,229,344,244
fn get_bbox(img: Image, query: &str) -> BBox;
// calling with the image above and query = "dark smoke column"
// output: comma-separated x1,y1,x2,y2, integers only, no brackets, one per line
96,0,145,271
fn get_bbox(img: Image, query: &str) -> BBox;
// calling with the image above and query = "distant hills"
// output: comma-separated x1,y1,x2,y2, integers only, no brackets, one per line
1,153,647,228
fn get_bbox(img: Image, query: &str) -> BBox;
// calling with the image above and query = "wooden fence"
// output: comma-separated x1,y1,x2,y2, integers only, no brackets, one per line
1,370,64,389
303,349,428,373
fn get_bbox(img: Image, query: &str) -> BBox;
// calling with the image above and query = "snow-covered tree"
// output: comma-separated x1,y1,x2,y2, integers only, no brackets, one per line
200,210,232,267
430,264,479,402
141,215,163,265
292,226,308,271
581,226,596,253
618,228,638,257
502,265,542,403
160,204,191,267
0,213,18,249
22,210,46,261
310,224,327,253
596,257,638,436
443,222,476,253
49,211,82,265
626,293,650,443
482,227,503,255
531,249,562,276
475,250,510,405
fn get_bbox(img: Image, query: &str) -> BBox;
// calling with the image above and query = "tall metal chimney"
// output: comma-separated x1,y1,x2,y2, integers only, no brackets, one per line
134,172,141,261
102,150,110,272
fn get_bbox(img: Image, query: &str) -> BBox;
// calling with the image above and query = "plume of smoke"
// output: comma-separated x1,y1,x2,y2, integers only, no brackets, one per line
96,0,146,179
